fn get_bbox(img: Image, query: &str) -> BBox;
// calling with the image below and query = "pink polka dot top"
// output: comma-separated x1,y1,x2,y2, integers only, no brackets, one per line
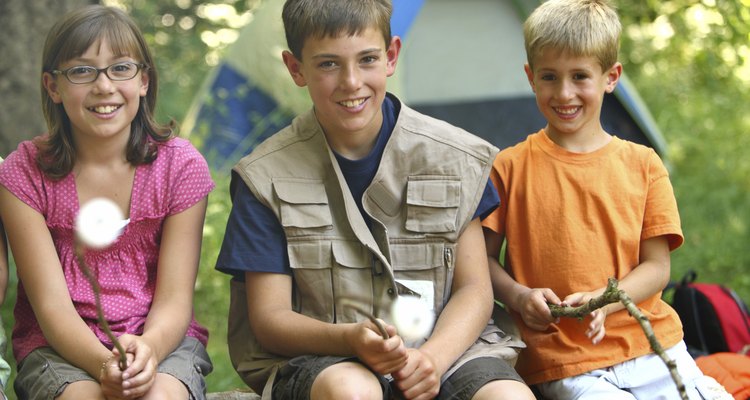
0,137,215,362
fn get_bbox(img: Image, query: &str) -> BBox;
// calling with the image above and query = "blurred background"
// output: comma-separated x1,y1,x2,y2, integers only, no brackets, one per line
1,0,749,397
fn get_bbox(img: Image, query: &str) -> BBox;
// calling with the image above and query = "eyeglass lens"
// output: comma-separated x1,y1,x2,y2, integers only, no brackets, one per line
65,62,140,83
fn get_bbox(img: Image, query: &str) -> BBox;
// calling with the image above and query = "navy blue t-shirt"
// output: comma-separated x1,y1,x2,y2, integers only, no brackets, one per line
215,96,499,279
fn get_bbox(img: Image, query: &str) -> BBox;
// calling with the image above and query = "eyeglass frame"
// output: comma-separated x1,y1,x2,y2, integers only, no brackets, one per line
50,61,148,84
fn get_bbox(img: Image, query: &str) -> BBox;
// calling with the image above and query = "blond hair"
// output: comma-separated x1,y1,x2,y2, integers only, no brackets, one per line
524,0,621,70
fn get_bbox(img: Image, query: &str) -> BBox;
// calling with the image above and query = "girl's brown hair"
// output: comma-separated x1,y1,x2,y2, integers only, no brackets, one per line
38,5,172,179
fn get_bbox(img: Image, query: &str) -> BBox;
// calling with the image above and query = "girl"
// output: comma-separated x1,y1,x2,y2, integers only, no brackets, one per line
0,5,214,399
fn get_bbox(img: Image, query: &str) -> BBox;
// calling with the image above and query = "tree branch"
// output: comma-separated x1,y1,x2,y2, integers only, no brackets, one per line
549,278,688,400
75,245,128,371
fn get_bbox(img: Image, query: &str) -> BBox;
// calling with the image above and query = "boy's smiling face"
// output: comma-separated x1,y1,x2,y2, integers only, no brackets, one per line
283,27,400,153
525,48,621,147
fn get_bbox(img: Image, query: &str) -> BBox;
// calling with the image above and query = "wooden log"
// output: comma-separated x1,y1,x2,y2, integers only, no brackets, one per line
207,389,260,400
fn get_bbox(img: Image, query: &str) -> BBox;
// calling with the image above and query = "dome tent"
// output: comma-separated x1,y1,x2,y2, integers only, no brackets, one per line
184,0,667,172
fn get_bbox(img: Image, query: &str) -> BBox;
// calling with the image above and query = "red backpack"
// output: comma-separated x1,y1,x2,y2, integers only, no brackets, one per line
669,271,750,356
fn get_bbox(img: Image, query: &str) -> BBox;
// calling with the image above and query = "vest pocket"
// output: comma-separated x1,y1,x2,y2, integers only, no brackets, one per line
405,177,460,233
390,242,453,314
288,241,334,322
331,241,374,322
274,179,332,231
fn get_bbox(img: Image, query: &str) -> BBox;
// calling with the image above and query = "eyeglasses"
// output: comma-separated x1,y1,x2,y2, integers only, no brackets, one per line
51,61,146,84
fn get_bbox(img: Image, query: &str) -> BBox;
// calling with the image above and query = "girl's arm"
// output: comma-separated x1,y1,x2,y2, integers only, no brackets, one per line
0,218,8,305
0,187,112,377
115,197,210,396
141,197,209,361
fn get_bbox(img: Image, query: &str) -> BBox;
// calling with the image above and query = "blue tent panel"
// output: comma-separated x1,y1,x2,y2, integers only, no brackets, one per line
391,0,425,38
191,64,293,171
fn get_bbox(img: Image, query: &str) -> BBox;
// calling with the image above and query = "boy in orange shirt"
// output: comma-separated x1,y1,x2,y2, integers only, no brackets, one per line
482,0,721,398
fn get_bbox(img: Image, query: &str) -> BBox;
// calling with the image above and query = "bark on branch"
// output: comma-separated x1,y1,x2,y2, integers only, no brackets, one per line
75,245,128,371
548,278,688,400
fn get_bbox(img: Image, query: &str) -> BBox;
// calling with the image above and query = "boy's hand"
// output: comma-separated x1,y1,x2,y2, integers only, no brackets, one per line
348,319,408,375
517,288,561,331
563,292,607,344
391,348,440,400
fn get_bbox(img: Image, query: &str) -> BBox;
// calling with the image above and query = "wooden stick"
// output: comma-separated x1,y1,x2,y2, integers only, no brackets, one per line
548,278,688,400
75,245,128,371
339,298,390,339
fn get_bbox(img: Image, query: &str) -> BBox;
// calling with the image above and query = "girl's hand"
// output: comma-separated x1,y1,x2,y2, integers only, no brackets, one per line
391,348,440,400
564,291,607,344
347,319,408,375
114,334,159,398
517,288,561,331
100,352,133,400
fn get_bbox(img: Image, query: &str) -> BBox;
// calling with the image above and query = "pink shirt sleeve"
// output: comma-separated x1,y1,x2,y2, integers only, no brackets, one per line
0,141,48,214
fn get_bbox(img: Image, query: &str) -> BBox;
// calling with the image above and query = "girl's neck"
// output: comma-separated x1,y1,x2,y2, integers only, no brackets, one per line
73,132,130,166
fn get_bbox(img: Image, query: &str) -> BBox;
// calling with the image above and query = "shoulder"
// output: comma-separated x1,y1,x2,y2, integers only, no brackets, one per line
156,137,203,158
234,109,323,183
152,137,210,170
0,139,43,178
492,132,538,172
397,103,498,161
239,109,319,164
611,138,669,176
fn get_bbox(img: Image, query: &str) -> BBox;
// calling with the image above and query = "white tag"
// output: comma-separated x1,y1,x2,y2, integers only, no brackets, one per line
395,279,434,312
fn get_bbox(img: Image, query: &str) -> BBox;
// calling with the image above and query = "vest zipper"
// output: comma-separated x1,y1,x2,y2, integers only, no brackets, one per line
444,247,453,269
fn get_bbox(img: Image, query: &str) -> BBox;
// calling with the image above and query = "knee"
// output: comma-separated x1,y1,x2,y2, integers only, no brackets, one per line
140,373,190,400
473,379,536,400
311,362,383,400
56,380,106,400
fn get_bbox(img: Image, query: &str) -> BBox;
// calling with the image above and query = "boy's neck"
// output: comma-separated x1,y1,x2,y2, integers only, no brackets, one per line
318,111,384,161
544,126,612,154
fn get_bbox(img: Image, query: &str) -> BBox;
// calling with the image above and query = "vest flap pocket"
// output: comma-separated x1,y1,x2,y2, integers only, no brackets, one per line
274,179,332,229
332,241,369,269
405,177,460,233
287,241,334,323
406,178,461,207
288,241,331,270
390,242,444,271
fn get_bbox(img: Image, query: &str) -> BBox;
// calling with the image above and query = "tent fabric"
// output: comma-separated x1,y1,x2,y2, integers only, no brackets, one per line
184,0,668,172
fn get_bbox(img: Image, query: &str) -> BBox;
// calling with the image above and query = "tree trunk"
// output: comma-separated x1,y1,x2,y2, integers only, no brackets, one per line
0,0,95,156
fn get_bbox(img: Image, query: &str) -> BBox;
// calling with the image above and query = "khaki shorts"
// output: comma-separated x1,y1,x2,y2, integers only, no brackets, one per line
14,337,212,400
272,355,523,400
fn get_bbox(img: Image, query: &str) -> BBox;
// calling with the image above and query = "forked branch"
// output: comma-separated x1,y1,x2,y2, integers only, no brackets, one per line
548,278,687,400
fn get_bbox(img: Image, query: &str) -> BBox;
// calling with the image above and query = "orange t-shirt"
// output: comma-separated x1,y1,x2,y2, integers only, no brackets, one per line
482,130,685,385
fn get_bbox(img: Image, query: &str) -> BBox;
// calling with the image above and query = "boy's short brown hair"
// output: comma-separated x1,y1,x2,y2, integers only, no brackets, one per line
524,0,621,70
282,0,392,58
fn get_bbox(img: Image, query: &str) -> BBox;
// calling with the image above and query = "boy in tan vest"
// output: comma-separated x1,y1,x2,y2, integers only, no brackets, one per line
215,0,535,399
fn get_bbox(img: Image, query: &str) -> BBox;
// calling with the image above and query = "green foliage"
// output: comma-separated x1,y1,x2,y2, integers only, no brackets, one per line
617,0,750,301
196,172,247,392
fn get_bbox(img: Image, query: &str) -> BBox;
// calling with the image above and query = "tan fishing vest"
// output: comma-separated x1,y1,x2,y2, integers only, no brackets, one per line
227,101,524,395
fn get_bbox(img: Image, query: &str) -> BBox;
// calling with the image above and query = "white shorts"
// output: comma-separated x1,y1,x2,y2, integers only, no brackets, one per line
536,341,730,400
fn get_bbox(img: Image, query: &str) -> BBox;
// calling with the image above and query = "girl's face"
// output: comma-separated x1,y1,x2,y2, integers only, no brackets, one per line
43,37,149,146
